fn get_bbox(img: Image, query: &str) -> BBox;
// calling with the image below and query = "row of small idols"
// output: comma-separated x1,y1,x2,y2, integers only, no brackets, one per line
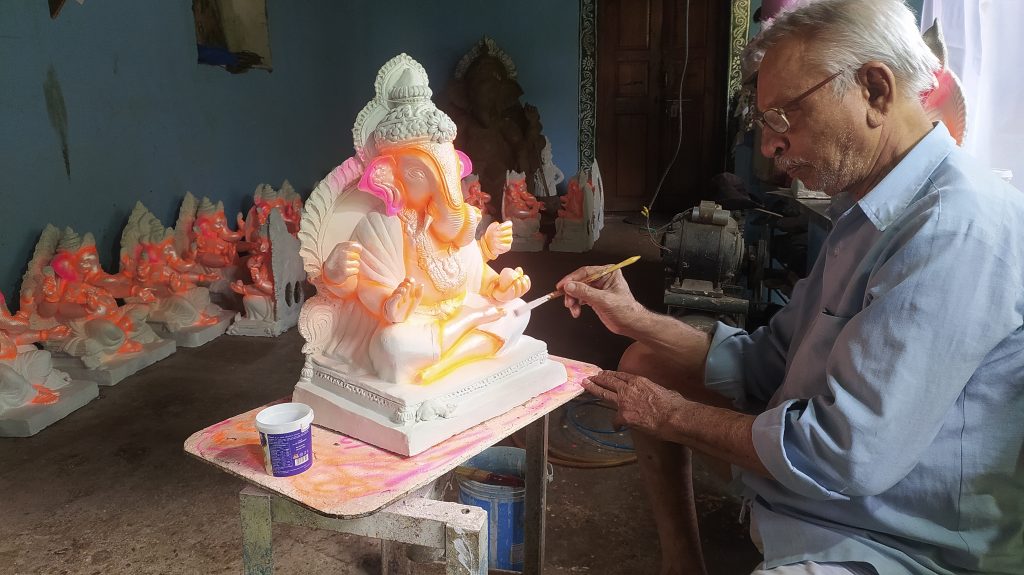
464,161,606,253
0,182,308,437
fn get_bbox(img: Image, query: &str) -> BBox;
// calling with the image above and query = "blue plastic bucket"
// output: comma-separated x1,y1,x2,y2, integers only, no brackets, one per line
457,446,530,571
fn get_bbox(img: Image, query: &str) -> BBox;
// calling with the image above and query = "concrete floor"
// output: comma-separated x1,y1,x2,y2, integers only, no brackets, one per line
0,217,762,574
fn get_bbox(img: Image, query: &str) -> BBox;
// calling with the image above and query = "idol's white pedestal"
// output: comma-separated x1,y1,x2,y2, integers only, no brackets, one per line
150,310,234,348
509,219,545,252
52,339,177,386
226,312,298,337
550,219,595,253
511,234,545,252
0,380,99,437
293,336,567,456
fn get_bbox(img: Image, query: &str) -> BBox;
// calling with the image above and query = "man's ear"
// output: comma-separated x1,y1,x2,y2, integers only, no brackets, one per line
859,61,896,128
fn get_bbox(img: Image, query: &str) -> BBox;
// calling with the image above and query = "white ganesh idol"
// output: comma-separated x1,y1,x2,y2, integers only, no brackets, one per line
294,53,566,455
550,160,606,253
0,292,98,437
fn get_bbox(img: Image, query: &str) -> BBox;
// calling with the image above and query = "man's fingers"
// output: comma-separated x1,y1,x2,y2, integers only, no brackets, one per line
586,371,625,392
563,281,609,308
591,269,621,290
556,266,608,291
600,370,636,385
613,415,628,431
563,293,582,318
582,379,617,403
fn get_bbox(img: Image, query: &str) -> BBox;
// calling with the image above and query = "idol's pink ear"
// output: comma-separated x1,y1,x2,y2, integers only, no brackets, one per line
358,155,403,216
455,150,473,179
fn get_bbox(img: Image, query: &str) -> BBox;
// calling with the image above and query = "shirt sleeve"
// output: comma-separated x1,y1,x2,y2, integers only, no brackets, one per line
751,202,1023,500
704,277,812,410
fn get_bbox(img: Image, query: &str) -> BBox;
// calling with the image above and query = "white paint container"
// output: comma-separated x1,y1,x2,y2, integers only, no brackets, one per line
255,402,314,477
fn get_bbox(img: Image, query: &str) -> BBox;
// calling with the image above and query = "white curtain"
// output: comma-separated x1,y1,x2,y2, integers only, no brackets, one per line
921,0,1024,184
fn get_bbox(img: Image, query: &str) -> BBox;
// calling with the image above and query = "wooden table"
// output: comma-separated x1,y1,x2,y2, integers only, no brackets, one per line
185,356,598,574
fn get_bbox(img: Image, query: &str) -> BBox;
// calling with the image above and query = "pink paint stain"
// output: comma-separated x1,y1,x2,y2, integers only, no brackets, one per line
186,357,596,515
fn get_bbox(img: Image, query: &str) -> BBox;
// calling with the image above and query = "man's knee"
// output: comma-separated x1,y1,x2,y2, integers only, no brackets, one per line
618,341,659,377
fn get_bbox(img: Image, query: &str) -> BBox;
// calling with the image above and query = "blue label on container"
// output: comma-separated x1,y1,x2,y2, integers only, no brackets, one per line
262,426,313,477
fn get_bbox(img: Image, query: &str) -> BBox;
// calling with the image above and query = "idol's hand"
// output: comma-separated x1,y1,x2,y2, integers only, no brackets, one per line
490,267,530,302
481,221,514,260
323,241,362,289
384,278,423,324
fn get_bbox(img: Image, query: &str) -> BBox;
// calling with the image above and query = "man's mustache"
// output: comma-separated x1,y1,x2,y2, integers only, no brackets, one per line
775,157,811,172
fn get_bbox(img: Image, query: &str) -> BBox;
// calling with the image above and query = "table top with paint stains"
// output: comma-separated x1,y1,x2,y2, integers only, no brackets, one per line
184,356,596,518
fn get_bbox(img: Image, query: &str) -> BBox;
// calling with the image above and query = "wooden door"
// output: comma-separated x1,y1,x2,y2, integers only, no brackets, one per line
597,0,728,214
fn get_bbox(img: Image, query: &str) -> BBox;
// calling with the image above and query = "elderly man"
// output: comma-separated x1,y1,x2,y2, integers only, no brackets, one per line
558,1,1024,574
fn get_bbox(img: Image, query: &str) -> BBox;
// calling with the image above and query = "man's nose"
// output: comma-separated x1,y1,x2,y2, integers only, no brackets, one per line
759,129,788,159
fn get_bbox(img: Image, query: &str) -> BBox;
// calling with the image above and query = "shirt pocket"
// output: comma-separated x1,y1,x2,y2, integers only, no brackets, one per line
785,310,852,395
810,310,851,352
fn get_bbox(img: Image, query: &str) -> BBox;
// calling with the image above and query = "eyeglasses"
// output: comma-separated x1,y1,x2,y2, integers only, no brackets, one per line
755,70,844,134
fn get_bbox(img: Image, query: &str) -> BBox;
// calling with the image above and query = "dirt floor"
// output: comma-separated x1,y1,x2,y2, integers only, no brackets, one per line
0,217,762,574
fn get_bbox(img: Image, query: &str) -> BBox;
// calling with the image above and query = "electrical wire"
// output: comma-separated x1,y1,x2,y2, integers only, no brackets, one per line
565,398,635,451
511,433,637,469
642,0,692,253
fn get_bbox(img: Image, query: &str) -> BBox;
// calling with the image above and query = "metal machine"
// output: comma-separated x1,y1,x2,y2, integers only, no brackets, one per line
661,201,753,329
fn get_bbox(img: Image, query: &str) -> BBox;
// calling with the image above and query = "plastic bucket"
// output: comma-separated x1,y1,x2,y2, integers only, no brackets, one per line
457,446,539,571
255,402,314,477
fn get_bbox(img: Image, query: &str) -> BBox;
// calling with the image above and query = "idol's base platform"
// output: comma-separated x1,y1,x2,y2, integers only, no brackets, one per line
0,380,99,437
52,339,176,386
293,336,568,456
150,310,234,348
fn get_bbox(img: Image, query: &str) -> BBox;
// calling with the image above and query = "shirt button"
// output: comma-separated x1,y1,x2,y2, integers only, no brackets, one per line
831,247,840,256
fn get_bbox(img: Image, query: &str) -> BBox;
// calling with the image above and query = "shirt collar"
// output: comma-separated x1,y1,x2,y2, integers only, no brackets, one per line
826,191,858,223
856,122,956,231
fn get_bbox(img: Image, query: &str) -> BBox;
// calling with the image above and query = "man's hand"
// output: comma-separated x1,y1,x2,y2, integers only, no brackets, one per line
583,370,686,437
556,267,645,335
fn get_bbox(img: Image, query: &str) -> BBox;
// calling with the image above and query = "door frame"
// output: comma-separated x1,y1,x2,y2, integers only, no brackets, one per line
577,0,752,169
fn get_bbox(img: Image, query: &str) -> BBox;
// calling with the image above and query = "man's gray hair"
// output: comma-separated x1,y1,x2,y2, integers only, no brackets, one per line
758,0,939,99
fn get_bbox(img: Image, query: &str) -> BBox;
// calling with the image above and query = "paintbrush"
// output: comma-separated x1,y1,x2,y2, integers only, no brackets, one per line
454,465,525,488
514,255,641,316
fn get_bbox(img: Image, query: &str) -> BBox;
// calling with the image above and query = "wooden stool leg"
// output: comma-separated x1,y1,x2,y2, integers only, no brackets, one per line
381,539,405,575
240,486,274,575
523,414,550,575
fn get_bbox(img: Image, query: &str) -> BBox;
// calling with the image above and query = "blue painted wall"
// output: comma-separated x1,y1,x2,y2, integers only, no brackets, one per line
907,0,925,21
0,1,579,302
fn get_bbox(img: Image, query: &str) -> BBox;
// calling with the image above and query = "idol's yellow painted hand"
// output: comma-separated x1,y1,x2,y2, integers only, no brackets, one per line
481,220,514,260
491,267,530,302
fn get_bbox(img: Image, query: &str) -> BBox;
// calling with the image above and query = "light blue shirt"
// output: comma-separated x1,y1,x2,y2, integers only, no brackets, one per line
705,123,1024,574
